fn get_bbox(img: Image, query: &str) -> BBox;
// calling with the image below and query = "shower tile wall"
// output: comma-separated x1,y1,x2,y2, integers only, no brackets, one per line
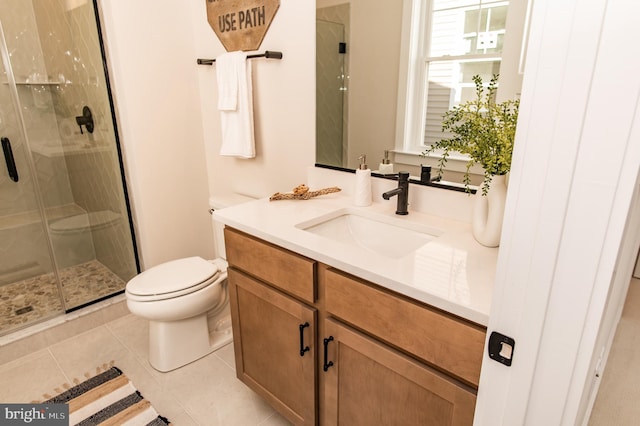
0,0,136,289
64,151,136,281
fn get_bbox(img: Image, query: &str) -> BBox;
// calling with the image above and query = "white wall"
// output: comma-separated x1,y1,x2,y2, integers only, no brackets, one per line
191,1,316,200
98,0,315,269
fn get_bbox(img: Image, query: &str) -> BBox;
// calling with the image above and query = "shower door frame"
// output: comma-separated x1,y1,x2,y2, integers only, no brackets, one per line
89,0,141,292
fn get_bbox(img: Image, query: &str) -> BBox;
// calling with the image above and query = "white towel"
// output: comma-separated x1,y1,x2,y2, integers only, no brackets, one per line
215,51,255,159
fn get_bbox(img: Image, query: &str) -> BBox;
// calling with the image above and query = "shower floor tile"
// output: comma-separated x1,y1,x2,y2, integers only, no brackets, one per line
0,260,125,335
0,274,62,333
60,260,126,309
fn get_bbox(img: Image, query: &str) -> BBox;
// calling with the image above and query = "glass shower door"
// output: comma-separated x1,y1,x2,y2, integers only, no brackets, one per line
0,0,139,335
0,25,65,331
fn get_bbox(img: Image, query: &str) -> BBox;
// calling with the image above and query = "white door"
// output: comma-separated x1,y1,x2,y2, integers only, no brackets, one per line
473,0,640,424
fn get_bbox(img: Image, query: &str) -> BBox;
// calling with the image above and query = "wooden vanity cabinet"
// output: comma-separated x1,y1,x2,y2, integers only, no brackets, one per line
225,227,486,426
225,228,318,425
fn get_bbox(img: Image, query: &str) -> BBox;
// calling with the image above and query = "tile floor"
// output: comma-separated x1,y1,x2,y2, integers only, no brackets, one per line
0,312,291,426
589,277,640,425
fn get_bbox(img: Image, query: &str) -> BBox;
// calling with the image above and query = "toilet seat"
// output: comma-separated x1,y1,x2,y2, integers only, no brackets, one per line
126,257,221,302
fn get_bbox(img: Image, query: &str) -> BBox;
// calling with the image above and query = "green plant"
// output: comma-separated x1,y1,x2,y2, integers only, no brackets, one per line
422,74,519,195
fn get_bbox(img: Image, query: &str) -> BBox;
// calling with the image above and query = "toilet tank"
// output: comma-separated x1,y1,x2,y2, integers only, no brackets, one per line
209,194,256,259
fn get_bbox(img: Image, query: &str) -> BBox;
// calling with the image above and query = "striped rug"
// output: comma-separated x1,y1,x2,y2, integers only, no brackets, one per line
43,366,170,426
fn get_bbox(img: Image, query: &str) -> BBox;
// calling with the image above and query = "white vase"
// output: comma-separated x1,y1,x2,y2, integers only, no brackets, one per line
472,174,507,247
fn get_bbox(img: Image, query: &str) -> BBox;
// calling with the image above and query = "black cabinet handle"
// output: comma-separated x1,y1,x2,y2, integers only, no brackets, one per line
323,336,334,371
299,322,310,357
1,137,18,182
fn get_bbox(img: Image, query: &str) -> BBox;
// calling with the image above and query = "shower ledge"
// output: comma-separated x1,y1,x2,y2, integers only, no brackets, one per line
30,139,112,158
0,204,86,231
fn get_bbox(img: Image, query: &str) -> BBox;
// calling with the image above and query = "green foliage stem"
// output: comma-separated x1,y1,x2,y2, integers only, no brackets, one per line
422,74,519,195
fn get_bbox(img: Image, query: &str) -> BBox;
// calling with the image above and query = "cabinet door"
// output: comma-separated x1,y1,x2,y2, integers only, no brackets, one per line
322,319,476,426
228,268,317,425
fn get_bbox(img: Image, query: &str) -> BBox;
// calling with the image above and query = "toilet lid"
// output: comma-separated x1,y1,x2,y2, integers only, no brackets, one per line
126,257,220,298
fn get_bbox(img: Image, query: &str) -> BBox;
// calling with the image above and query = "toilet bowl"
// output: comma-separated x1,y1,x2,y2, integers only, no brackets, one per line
125,194,254,372
126,256,230,372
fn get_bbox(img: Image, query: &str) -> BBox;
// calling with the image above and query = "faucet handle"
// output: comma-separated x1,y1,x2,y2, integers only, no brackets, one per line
397,171,410,182
75,106,94,135
420,165,431,183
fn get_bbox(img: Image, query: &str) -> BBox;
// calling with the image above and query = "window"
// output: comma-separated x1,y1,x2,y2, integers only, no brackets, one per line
425,1,508,146
397,0,525,165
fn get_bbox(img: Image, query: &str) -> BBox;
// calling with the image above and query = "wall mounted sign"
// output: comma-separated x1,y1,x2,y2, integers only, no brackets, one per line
206,0,280,52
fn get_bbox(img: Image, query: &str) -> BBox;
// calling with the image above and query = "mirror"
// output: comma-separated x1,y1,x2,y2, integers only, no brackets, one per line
316,0,527,180
316,0,403,171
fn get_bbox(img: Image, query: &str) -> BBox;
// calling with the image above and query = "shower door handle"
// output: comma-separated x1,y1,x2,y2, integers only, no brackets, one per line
1,137,19,182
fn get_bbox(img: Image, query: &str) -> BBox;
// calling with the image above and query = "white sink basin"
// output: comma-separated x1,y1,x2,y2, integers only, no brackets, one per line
296,208,442,259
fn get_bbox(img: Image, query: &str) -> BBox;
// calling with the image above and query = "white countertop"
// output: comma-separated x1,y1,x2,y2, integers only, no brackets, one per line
213,193,497,326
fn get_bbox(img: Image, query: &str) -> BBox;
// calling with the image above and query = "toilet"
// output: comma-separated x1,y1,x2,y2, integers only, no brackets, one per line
125,194,253,372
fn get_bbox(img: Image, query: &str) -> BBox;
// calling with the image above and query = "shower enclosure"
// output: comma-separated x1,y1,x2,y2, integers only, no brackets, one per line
0,0,138,336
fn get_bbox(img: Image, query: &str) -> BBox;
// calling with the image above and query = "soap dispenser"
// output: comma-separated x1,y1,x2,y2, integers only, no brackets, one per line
379,150,394,174
354,154,372,207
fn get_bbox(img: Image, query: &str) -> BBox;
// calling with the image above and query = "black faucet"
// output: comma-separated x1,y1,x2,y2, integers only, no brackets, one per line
382,171,410,215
